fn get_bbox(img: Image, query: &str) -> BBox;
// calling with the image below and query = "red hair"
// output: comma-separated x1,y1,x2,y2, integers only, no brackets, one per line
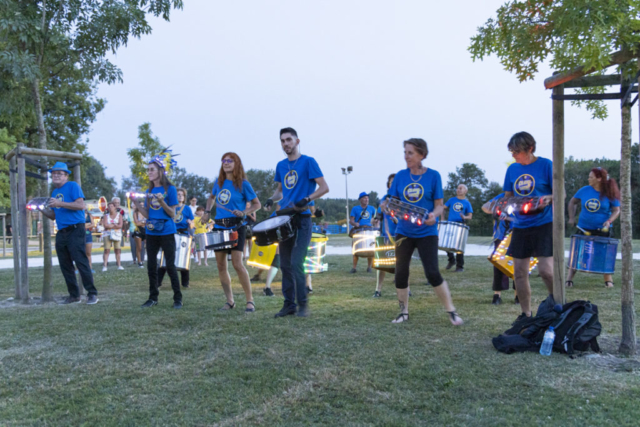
218,152,247,191
591,167,620,201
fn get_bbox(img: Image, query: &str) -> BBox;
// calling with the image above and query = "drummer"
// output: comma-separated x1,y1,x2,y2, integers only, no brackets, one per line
503,132,553,323
567,167,620,288
157,188,194,288
349,192,378,274
132,155,182,309
373,173,397,298
263,127,329,318
202,152,260,312
386,138,463,325
442,184,473,272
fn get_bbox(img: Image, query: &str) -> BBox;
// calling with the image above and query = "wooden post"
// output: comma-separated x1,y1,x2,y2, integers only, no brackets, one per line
552,83,566,304
1,214,5,257
16,144,30,303
41,154,54,302
9,157,21,300
72,150,84,296
619,74,636,355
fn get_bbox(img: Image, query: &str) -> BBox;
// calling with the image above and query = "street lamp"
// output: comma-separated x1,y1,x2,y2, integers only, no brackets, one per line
341,166,353,234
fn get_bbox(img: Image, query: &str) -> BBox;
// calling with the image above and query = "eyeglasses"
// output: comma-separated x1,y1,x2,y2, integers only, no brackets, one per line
222,159,234,164
51,172,66,176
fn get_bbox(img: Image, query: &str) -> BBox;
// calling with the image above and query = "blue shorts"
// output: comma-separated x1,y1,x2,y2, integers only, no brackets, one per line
85,232,93,244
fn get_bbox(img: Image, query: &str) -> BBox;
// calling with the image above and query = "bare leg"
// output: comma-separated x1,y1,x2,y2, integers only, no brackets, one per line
536,256,554,294
85,243,92,269
376,270,386,292
392,288,409,323
352,255,358,269
231,250,253,307
514,258,533,316
204,249,208,266
215,251,234,306
115,249,121,267
367,257,373,269
103,248,110,268
433,281,463,325
604,273,614,287
135,238,142,264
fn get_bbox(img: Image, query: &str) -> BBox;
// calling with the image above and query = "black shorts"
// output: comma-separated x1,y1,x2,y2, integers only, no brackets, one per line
213,225,246,253
507,222,553,259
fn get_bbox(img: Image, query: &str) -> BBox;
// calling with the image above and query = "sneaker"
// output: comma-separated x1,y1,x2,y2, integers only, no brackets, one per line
491,294,502,305
263,287,274,297
306,286,313,294
445,261,455,270
514,295,520,305
250,274,261,283
173,301,183,309
349,268,357,274
102,266,107,272
296,304,309,317
274,305,296,318
454,267,464,273
86,295,99,305
373,291,381,298
366,267,372,273
91,269,96,274
117,266,124,271
141,299,158,308
139,263,144,269
59,296,81,305
182,283,189,288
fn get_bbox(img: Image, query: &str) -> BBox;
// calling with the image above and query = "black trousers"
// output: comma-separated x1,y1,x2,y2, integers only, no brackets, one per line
395,234,444,289
146,234,181,302
55,224,97,298
447,251,464,268
492,240,511,291
158,267,189,287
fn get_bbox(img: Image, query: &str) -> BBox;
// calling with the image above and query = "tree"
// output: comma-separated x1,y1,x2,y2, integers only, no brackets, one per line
172,167,215,206
81,154,116,200
0,128,14,208
245,169,278,222
444,163,492,236
127,123,165,189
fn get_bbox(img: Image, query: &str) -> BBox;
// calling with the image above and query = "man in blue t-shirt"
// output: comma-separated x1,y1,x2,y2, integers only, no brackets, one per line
264,127,329,318
442,184,473,272
40,162,98,305
349,192,377,273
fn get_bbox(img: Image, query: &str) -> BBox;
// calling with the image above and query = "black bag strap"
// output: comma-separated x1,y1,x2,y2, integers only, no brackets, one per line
560,304,597,355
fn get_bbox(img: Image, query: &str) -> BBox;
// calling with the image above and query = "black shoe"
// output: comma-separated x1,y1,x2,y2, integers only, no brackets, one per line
250,274,261,283
245,301,256,313
141,299,158,308
373,291,381,298
366,267,372,273
296,304,309,317
86,295,99,305
59,296,81,305
409,290,413,297
454,267,464,273
349,268,357,274
263,287,274,297
491,294,502,305
306,286,313,294
182,283,189,288
274,305,296,318
445,261,455,270
173,301,183,309
514,295,520,305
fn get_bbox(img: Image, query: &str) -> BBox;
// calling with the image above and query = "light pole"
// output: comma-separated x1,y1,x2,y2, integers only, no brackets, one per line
341,166,353,234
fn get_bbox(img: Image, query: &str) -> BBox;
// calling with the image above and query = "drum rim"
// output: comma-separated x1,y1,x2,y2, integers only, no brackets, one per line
253,215,291,232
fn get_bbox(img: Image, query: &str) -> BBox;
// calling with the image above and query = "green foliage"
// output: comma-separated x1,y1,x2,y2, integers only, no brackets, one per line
444,163,494,235
172,167,215,207
469,0,640,119
81,154,117,200
127,123,164,189
0,128,15,208
245,169,278,222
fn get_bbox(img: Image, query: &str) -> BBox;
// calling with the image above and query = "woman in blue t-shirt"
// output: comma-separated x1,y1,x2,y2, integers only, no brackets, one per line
567,167,621,288
386,138,463,326
132,158,182,309
202,152,261,312
158,187,194,288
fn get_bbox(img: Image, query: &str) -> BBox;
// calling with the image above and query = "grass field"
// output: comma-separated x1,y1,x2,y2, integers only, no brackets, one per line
1,254,639,425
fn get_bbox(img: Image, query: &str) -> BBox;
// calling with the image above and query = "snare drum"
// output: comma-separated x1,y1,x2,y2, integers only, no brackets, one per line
438,221,469,254
202,229,239,250
373,236,395,274
247,240,278,270
304,233,328,274
252,215,295,246
351,227,379,258
488,233,538,279
160,234,193,271
567,234,618,274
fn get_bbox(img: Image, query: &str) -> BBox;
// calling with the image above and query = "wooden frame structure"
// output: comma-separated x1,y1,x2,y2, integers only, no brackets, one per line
4,144,83,303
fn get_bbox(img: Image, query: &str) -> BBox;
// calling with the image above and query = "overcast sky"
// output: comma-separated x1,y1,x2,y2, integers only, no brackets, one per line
87,0,627,200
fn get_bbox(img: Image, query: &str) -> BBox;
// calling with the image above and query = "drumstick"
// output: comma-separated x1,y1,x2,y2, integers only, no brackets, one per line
216,204,245,217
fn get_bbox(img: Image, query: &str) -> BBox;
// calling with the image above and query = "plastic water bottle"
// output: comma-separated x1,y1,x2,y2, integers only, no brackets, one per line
540,326,555,356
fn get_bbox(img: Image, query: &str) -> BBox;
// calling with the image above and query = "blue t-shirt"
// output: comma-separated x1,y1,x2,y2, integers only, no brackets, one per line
173,204,194,232
51,181,85,229
378,195,397,238
350,205,376,227
211,179,257,230
445,197,473,223
502,157,553,228
274,155,323,215
489,193,510,241
145,185,178,236
387,168,443,238
574,185,620,230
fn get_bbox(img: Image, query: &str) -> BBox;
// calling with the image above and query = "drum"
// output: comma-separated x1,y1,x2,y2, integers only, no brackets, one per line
567,234,618,274
488,233,538,279
351,227,380,258
202,229,239,250
252,215,295,246
304,233,328,274
373,236,395,274
160,234,193,271
438,221,469,254
247,239,277,270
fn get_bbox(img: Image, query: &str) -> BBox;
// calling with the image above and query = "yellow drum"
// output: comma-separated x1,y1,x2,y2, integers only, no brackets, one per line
489,232,538,279
305,233,328,274
247,238,277,270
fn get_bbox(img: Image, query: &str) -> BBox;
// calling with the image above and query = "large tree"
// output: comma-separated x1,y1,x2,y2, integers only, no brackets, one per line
444,163,492,236
126,123,166,189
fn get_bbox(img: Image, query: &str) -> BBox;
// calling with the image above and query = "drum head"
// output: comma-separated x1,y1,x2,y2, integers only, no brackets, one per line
253,215,291,232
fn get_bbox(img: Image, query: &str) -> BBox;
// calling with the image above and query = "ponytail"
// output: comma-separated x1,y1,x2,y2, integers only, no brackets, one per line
591,167,620,201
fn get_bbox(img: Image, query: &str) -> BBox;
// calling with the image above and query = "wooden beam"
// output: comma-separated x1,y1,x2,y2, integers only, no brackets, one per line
16,144,30,303
5,147,83,161
9,157,21,300
561,74,622,88
552,84,565,305
544,49,635,89
551,93,626,101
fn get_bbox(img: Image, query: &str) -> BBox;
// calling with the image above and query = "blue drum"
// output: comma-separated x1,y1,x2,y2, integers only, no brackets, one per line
567,234,618,274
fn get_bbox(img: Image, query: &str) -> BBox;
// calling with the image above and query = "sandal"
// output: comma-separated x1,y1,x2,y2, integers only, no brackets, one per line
447,311,464,326
245,301,256,313
391,313,409,323
605,281,614,288
219,302,235,311
565,281,574,288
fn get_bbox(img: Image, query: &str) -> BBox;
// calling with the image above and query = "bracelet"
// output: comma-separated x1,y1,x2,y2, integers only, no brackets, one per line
204,210,211,214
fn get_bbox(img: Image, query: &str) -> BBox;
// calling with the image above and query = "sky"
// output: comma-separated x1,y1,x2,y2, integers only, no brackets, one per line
87,0,627,200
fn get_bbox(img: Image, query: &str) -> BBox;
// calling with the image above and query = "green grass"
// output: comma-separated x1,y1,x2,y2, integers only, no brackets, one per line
1,255,640,425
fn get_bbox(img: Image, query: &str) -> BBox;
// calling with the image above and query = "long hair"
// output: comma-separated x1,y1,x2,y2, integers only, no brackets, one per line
147,162,174,193
592,167,620,201
217,152,246,191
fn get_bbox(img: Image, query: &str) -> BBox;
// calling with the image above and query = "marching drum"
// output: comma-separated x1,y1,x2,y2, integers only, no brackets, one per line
247,240,278,270
351,226,379,258
373,236,395,274
160,234,193,271
304,233,329,274
488,233,538,279
252,215,295,246
438,221,469,254
567,234,618,274
202,229,239,250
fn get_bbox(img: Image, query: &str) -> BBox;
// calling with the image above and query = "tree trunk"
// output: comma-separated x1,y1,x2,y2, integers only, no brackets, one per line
31,78,54,302
552,83,565,304
619,90,636,355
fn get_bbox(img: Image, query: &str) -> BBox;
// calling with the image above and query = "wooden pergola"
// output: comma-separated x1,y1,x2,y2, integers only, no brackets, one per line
544,50,636,354
5,144,83,303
